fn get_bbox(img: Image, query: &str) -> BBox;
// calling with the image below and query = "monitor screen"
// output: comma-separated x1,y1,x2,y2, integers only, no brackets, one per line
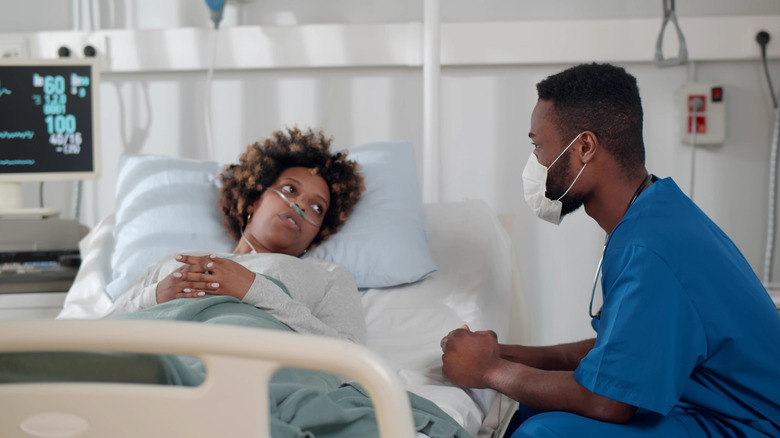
0,58,100,183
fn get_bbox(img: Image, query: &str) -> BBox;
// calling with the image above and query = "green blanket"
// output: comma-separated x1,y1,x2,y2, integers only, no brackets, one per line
2,296,470,438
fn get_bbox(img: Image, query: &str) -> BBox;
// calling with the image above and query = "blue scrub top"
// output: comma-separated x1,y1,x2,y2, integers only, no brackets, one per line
574,177,780,437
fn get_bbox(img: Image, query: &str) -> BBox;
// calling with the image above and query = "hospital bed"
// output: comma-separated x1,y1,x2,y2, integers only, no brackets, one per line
0,142,527,437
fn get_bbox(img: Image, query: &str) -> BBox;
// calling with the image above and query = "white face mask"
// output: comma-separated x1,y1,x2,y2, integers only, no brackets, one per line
522,133,587,225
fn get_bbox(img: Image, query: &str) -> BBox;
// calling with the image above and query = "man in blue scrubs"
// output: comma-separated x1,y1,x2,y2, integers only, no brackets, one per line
440,63,780,437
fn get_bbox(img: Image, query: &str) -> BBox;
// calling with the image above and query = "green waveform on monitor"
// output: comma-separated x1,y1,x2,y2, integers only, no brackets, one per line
0,159,35,166
0,131,35,139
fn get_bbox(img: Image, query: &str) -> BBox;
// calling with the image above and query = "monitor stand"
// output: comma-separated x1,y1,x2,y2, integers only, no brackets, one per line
0,182,61,218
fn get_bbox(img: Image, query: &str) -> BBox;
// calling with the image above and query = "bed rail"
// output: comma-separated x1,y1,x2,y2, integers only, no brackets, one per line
0,319,416,438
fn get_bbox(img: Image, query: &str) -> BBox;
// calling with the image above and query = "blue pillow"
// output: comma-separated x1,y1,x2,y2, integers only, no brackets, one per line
305,141,437,288
106,155,234,300
105,141,436,299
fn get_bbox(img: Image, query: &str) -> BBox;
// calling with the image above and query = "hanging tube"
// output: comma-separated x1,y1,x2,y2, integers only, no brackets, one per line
759,30,779,286
72,0,81,31
764,107,780,285
423,0,441,203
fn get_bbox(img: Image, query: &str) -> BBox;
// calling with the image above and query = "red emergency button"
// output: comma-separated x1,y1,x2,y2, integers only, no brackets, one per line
712,86,723,102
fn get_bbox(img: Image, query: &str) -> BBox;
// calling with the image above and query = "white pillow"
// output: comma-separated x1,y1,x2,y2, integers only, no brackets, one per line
105,141,436,300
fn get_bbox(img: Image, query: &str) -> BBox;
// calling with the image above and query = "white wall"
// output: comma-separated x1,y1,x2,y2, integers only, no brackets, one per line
4,0,779,31
473,61,779,344
4,0,780,346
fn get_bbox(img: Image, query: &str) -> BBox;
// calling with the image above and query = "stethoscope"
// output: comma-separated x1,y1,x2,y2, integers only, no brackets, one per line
588,174,655,319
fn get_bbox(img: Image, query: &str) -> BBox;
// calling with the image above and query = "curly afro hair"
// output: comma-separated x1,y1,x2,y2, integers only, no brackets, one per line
536,63,645,177
220,126,364,249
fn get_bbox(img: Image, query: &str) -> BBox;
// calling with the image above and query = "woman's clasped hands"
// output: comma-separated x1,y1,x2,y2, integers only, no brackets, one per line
156,254,256,304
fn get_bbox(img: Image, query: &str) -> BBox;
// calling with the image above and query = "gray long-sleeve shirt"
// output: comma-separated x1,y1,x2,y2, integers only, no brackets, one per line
105,251,366,344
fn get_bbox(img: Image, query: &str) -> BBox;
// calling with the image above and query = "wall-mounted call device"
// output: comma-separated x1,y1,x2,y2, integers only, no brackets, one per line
0,57,100,217
678,82,726,145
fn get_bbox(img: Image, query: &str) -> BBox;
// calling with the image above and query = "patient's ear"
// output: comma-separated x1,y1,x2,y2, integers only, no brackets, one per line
246,196,261,215
244,205,254,227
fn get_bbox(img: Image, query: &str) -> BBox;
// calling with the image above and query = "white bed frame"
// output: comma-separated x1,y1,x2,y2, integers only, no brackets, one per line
0,319,416,438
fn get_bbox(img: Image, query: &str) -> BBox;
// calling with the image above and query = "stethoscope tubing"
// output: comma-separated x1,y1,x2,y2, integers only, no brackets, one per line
588,174,654,320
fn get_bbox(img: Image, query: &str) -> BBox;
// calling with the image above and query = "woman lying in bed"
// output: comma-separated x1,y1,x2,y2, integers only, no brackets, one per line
5,130,472,437
106,126,366,344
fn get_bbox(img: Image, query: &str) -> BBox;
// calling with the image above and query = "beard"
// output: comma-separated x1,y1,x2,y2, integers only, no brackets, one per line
545,154,585,218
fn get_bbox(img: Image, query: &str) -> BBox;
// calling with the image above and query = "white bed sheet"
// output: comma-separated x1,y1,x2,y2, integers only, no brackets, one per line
58,199,521,437
363,200,515,437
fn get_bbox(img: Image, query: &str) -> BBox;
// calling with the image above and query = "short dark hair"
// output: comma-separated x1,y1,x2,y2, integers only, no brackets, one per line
536,63,645,175
219,126,364,249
